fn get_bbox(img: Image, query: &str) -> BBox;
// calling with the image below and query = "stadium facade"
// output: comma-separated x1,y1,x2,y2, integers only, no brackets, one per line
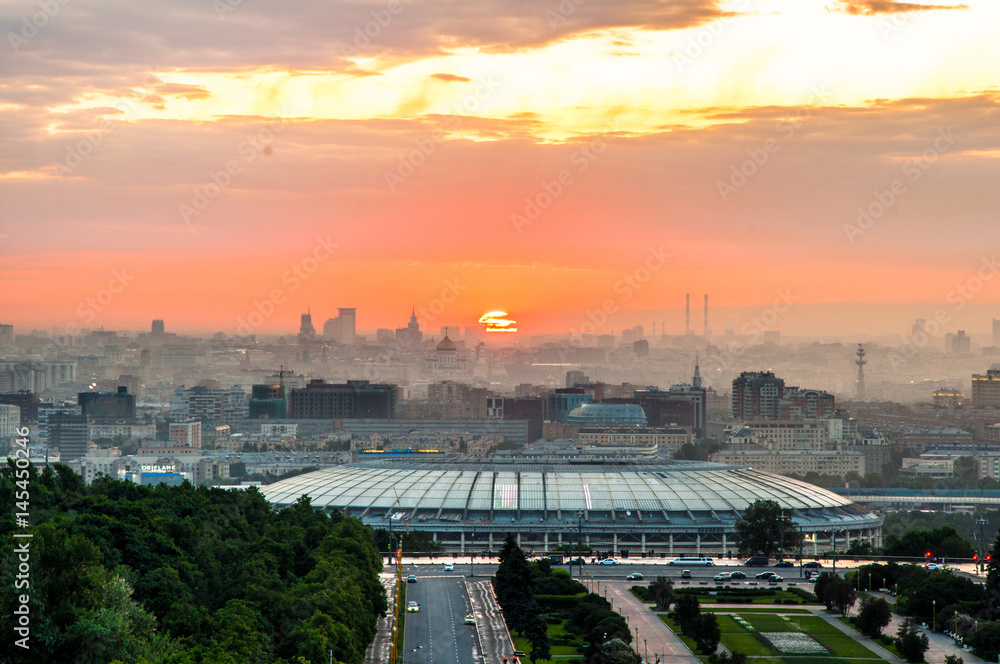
261,459,882,557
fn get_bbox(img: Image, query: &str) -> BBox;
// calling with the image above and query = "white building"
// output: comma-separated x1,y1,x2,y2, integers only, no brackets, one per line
0,404,21,440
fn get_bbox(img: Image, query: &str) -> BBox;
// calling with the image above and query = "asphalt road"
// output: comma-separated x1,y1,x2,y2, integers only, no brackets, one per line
403,575,481,664
405,561,825,586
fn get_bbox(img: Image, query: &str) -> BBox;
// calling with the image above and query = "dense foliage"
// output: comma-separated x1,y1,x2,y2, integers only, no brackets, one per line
670,594,720,654
733,499,799,558
0,462,387,664
883,526,974,558
856,596,892,637
813,573,856,616
895,618,930,663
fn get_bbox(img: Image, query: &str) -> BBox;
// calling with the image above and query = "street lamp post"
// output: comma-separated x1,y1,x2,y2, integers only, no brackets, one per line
644,638,648,664
470,532,475,577
933,599,937,632
978,514,988,575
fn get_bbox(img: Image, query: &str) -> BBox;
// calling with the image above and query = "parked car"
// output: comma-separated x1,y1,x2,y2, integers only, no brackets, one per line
681,570,692,579
745,556,770,567
730,571,747,579
464,614,476,625
407,575,417,583
597,558,621,565
755,571,776,580
714,572,733,582
626,573,644,580
444,563,454,571
566,557,587,566
803,561,823,569
768,575,784,582
775,560,794,568
406,601,420,613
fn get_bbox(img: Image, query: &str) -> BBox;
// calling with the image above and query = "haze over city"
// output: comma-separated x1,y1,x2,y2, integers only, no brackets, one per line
2,0,999,338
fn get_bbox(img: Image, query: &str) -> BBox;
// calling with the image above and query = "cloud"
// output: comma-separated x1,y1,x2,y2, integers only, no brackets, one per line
430,73,472,83
834,0,968,15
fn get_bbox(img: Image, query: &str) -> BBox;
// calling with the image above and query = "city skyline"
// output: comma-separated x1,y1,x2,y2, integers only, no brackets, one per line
2,0,998,337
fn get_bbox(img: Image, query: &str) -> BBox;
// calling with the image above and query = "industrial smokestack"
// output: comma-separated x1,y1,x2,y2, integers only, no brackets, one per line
704,294,709,336
685,294,690,335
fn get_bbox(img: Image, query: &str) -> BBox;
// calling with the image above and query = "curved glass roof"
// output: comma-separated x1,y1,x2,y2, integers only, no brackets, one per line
566,403,647,426
261,460,854,514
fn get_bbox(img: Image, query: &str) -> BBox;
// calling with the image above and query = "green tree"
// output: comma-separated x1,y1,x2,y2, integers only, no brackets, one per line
673,594,701,634
734,499,799,558
895,618,929,663
648,576,675,611
493,534,540,634
524,613,551,664
693,613,721,654
602,638,641,664
856,596,892,638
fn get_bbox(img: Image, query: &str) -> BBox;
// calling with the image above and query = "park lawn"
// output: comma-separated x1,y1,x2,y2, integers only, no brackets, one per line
546,622,569,637
510,636,579,663
720,632,775,656
792,616,847,635
657,615,702,654
685,589,810,604
715,615,752,633
743,613,800,632
836,616,907,659
812,633,880,658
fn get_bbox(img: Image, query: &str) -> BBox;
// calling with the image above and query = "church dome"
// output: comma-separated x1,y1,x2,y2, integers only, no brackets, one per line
436,335,456,352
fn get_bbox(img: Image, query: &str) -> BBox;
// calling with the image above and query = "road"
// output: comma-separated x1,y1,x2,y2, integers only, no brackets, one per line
403,574,481,664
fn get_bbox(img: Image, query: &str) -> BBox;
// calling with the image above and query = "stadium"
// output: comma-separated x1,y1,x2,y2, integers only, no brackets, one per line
261,459,882,558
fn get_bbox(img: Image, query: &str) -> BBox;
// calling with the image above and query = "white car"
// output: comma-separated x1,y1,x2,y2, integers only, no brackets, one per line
926,563,944,571
444,563,454,571
406,601,420,613
597,558,621,565
714,572,732,582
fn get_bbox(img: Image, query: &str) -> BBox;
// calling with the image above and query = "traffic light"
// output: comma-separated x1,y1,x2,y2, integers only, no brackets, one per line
974,555,979,562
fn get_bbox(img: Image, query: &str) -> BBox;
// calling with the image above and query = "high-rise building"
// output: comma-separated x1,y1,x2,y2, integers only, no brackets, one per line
778,389,836,419
949,330,971,354
0,324,13,346
337,308,356,345
289,379,396,419
994,319,1000,347
78,386,136,423
395,308,423,346
732,371,786,420
0,404,20,439
0,392,40,423
169,420,202,448
249,384,287,419
299,310,316,343
971,369,1000,408
50,413,89,461
151,319,165,336
170,385,247,427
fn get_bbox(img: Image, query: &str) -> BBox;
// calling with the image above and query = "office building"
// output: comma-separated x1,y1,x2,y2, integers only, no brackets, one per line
49,413,90,461
971,369,1000,408
323,308,357,345
778,389,835,420
0,324,12,346
0,392,40,423
0,404,20,440
78,386,136,423
169,420,202,448
170,385,248,427
249,384,287,419
289,380,396,419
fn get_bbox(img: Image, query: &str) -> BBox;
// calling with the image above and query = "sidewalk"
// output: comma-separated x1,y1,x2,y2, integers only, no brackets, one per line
364,572,397,664
606,580,702,664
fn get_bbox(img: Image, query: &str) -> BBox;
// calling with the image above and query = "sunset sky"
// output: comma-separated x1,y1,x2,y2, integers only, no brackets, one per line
1,0,998,338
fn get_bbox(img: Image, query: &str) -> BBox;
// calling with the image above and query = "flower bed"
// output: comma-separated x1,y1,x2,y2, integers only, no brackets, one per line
761,632,827,654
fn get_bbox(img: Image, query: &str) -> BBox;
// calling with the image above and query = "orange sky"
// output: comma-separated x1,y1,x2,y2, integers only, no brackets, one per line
1,0,998,338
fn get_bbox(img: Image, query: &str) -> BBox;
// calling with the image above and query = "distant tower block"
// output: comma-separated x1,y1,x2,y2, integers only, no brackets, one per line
703,294,710,336
685,294,690,335
855,344,867,399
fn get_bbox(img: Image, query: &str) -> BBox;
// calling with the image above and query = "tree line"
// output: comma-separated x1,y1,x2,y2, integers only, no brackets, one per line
0,462,387,664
